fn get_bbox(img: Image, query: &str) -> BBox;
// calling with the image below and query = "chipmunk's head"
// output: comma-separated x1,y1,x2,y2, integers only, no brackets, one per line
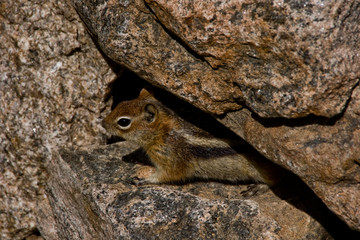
102,88,166,146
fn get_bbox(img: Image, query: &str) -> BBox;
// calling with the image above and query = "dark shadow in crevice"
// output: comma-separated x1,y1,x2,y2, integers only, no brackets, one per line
122,147,152,166
252,111,344,128
105,70,147,110
24,228,43,240
64,47,82,56
245,80,360,129
271,173,360,240
105,135,125,145
245,105,345,128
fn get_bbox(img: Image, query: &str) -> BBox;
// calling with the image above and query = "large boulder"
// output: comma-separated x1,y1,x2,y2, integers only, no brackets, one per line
1,0,359,238
39,142,333,239
69,0,360,232
0,0,115,238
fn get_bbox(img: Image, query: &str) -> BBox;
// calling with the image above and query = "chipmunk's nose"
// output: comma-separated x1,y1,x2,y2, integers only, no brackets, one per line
101,118,109,130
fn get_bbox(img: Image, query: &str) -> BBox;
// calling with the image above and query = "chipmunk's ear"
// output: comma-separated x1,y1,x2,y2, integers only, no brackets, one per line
144,103,158,123
139,88,154,99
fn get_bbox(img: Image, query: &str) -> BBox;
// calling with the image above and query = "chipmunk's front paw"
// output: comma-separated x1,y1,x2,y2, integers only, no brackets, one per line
129,165,154,186
132,175,161,186
130,166,162,186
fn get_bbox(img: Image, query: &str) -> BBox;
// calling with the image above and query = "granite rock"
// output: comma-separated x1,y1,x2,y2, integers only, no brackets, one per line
40,142,334,240
145,0,360,118
2,0,360,238
70,0,242,115
0,0,116,239
70,0,359,118
219,84,360,232
68,0,360,232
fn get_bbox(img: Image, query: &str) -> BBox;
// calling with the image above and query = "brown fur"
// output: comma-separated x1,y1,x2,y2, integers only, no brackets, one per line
103,88,282,187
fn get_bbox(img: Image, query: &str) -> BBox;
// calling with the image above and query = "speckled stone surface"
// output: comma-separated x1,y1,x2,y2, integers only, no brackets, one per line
40,142,333,240
219,84,360,232
70,0,243,115
71,0,359,118
145,0,360,118
68,0,360,232
0,0,116,239
2,0,360,238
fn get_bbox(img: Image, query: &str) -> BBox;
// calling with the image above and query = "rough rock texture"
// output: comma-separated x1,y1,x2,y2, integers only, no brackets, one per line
40,142,333,240
0,0,116,239
2,0,360,238
70,0,242,115
145,0,360,118
71,0,359,118
69,0,360,232
219,84,360,232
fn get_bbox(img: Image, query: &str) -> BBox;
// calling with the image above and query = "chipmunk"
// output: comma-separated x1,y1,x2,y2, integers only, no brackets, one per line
102,88,282,190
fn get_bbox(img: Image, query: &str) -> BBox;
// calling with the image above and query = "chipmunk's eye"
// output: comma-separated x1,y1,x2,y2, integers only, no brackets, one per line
117,117,131,129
